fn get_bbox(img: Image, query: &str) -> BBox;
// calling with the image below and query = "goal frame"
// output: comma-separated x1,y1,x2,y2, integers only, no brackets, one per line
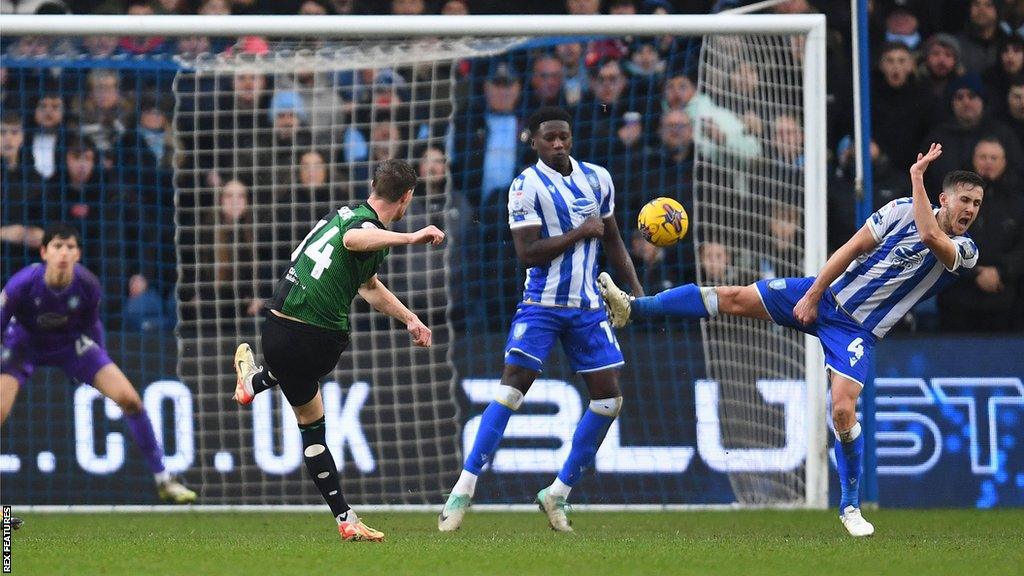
5,13,828,511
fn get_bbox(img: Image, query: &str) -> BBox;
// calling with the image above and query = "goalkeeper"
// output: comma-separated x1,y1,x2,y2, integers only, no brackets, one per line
232,159,444,542
1,224,196,505
600,143,983,537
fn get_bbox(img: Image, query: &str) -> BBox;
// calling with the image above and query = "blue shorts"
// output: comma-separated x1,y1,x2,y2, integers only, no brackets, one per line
504,304,625,373
755,277,875,386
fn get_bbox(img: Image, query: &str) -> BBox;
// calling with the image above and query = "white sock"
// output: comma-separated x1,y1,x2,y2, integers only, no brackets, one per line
700,287,720,317
452,469,478,497
836,422,862,444
337,509,359,525
548,478,572,498
154,471,170,484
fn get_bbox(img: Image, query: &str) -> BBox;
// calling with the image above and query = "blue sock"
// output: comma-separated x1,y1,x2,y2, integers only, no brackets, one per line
557,409,615,486
464,401,515,475
834,423,864,511
632,284,711,320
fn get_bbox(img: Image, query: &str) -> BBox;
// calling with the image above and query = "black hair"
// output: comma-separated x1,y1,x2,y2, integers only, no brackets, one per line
372,158,418,202
942,169,986,194
1010,74,1024,89
878,41,913,57
64,133,96,157
1,110,22,125
42,223,81,247
528,106,572,135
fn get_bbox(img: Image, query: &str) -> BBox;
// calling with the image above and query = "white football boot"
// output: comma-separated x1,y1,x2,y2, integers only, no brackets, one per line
536,488,573,533
438,493,472,532
597,272,633,328
233,343,258,406
840,506,875,537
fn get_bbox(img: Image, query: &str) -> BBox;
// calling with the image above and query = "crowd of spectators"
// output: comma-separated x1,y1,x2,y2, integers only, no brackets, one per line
1,0,1022,334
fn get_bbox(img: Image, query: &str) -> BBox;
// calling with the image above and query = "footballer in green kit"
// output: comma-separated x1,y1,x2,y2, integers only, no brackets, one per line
232,159,445,542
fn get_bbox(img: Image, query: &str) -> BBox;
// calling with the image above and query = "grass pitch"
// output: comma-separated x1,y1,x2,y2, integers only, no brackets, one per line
10,509,1023,575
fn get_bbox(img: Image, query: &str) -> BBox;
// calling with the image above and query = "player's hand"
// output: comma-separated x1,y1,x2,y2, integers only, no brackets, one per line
910,143,942,177
409,225,445,246
792,292,820,326
975,266,1004,293
577,215,605,239
407,318,432,347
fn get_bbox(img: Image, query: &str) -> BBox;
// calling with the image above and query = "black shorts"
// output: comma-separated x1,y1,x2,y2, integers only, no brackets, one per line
261,311,349,407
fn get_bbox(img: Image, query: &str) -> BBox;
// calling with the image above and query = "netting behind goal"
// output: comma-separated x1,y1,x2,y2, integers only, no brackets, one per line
1,23,823,507
694,34,812,504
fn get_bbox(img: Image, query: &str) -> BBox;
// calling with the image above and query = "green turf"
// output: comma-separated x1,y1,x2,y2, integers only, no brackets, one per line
9,510,1024,575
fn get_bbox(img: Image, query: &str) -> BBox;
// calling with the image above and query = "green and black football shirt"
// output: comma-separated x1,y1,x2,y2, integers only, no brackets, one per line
269,204,389,332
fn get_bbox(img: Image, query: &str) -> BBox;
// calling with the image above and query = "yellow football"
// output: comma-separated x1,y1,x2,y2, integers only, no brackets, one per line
637,197,689,247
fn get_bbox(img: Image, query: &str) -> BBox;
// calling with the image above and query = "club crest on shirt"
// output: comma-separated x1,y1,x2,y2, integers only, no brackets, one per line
68,296,80,310
768,279,786,290
585,172,601,195
891,245,925,270
960,241,976,261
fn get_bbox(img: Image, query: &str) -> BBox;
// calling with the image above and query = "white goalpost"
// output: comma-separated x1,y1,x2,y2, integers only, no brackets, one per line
5,13,827,511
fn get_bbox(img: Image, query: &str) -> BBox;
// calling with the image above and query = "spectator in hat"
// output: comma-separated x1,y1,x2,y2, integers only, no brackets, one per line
957,0,1008,74
920,33,965,116
872,42,934,171
257,90,313,189
276,67,348,148
884,6,923,51
453,62,524,209
920,72,1024,195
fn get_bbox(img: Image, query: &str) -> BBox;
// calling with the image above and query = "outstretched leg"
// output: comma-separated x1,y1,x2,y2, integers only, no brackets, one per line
599,272,770,327
92,363,196,504
439,364,536,532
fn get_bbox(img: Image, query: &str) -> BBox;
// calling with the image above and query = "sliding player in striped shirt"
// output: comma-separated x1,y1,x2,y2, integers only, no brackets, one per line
439,107,644,533
600,143,982,537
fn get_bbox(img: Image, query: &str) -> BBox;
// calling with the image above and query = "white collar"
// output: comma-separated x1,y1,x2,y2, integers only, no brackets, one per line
536,157,578,178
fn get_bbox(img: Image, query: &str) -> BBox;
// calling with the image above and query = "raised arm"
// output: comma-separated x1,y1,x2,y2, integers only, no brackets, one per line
358,275,431,347
343,225,445,252
909,143,958,269
792,224,880,326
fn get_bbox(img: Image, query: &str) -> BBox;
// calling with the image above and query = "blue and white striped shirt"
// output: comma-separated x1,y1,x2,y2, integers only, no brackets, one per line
830,198,979,338
507,157,615,309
